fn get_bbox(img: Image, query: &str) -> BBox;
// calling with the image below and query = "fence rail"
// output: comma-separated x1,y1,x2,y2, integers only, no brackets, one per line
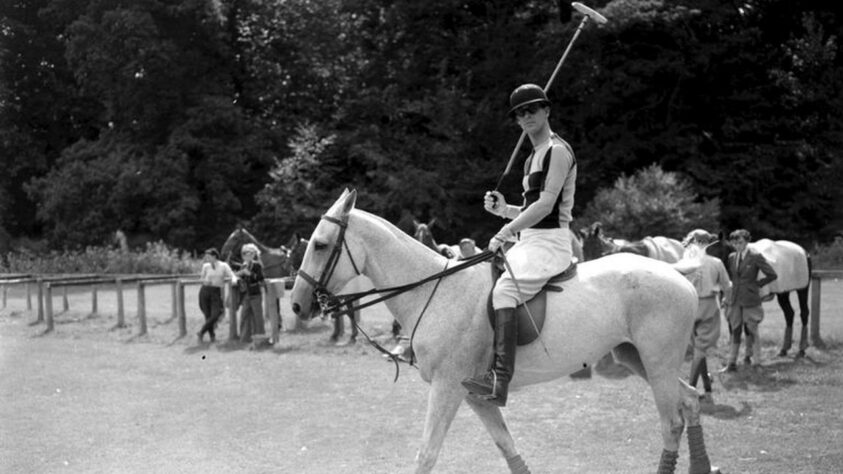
1,273,295,342
6,270,838,347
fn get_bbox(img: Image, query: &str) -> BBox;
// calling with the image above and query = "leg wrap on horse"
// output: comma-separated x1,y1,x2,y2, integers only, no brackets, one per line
687,425,713,474
505,454,531,474
656,449,679,474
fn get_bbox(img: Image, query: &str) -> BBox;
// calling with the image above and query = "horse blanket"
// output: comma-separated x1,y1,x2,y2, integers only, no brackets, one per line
749,239,810,297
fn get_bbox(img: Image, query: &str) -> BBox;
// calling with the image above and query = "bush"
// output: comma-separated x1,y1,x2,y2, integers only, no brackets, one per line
579,164,721,239
0,241,200,274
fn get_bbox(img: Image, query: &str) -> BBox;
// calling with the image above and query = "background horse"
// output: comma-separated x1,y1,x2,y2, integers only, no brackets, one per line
290,189,713,474
413,219,458,258
582,222,682,263
701,230,812,357
220,226,297,331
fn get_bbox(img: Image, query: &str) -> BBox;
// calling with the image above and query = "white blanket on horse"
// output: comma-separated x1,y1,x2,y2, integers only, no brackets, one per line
749,239,810,296
642,236,684,263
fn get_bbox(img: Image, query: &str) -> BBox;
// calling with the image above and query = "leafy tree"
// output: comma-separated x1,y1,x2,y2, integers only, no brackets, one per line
580,163,720,239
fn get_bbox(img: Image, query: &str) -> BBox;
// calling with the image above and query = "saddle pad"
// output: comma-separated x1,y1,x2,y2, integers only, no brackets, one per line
486,261,576,346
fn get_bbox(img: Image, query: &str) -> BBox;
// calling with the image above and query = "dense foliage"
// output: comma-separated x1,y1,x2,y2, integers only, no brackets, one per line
0,241,199,274
2,0,842,253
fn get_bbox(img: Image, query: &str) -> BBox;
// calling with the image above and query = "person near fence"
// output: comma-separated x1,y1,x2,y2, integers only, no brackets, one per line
680,230,731,404
461,83,577,407
236,243,266,343
722,229,777,371
197,248,234,343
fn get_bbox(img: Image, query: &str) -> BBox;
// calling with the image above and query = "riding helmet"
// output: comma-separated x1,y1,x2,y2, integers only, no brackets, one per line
508,84,550,116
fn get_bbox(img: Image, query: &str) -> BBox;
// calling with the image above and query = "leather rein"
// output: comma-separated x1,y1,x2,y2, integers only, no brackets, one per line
295,213,496,381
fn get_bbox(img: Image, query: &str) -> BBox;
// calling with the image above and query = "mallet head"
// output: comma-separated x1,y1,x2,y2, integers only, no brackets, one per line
572,2,608,25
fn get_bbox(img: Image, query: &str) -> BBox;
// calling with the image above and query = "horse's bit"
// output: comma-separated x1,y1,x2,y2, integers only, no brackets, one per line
294,214,362,316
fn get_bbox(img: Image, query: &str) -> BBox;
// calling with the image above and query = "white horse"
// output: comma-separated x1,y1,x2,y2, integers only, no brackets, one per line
291,189,716,473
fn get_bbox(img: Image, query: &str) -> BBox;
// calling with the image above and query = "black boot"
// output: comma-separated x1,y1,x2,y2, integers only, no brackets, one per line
461,308,517,407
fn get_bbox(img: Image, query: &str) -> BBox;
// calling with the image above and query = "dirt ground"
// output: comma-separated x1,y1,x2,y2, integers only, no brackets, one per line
1,280,843,473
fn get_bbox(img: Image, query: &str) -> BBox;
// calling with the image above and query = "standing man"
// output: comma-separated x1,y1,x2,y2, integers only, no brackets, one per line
723,229,777,371
681,230,731,403
462,84,577,406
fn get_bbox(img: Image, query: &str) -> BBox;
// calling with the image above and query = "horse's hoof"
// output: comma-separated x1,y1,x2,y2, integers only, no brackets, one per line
796,350,806,358
778,349,788,357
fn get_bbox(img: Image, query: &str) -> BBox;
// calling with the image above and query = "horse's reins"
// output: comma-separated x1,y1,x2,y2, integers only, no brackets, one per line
296,213,496,380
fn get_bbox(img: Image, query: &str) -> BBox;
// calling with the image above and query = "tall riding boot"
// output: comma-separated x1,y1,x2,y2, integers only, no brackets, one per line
461,308,517,407
779,325,793,356
797,323,809,357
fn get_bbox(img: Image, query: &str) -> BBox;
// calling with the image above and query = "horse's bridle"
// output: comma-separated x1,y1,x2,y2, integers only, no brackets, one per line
294,214,362,315
294,211,496,379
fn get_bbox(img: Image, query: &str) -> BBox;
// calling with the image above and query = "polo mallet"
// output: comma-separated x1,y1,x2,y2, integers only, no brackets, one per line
493,2,608,191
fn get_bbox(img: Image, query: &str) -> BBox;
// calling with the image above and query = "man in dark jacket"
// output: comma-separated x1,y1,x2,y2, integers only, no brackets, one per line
722,229,777,371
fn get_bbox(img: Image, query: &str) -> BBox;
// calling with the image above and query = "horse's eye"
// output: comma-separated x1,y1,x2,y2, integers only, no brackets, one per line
314,242,328,251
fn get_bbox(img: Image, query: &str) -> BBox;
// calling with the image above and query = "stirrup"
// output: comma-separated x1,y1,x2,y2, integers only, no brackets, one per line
461,370,498,397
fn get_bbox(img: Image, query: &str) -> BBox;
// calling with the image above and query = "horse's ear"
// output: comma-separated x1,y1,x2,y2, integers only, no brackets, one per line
340,189,357,215
413,219,421,228
428,218,437,228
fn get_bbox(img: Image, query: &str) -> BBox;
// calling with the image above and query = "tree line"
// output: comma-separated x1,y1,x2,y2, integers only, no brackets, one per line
2,0,841,253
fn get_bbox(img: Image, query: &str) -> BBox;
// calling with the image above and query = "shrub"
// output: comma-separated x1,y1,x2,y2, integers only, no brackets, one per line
579,164,721,239
0,241,200,274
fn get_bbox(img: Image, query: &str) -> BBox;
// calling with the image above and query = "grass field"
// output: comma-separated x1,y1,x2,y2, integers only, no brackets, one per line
1,277,843,473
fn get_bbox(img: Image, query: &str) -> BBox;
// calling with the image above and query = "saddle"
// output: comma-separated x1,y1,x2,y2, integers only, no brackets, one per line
487,258,578,346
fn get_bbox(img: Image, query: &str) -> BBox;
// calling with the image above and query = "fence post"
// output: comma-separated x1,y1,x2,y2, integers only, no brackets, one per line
36,279,44,323
227,281,238,341
177,281,187,338
45,283,54,332
137,281,147,336
62,286,69,312
810,276,825,349
115,278,125,328
171,281,178,322
91,285,98,315
26,281,32,310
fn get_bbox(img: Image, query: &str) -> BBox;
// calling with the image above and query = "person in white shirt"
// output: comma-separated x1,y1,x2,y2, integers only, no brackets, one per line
197,248,234,343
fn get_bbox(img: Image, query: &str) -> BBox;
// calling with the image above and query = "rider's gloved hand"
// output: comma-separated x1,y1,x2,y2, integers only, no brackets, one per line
488,225,515,252
484,191,507,217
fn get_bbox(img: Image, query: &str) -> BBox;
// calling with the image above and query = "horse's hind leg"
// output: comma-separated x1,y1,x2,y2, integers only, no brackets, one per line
611,344,685,472
678,379,721,474
777,292,795,356
464,396,531,474
796,286,810,356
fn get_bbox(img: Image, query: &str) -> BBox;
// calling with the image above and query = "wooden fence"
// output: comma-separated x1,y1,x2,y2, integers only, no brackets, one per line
1,273,295,343
6,270,839,346
809,269,843,348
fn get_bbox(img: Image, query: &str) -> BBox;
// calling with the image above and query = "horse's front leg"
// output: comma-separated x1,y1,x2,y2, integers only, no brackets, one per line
415,380,465,473
464,395,531,473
